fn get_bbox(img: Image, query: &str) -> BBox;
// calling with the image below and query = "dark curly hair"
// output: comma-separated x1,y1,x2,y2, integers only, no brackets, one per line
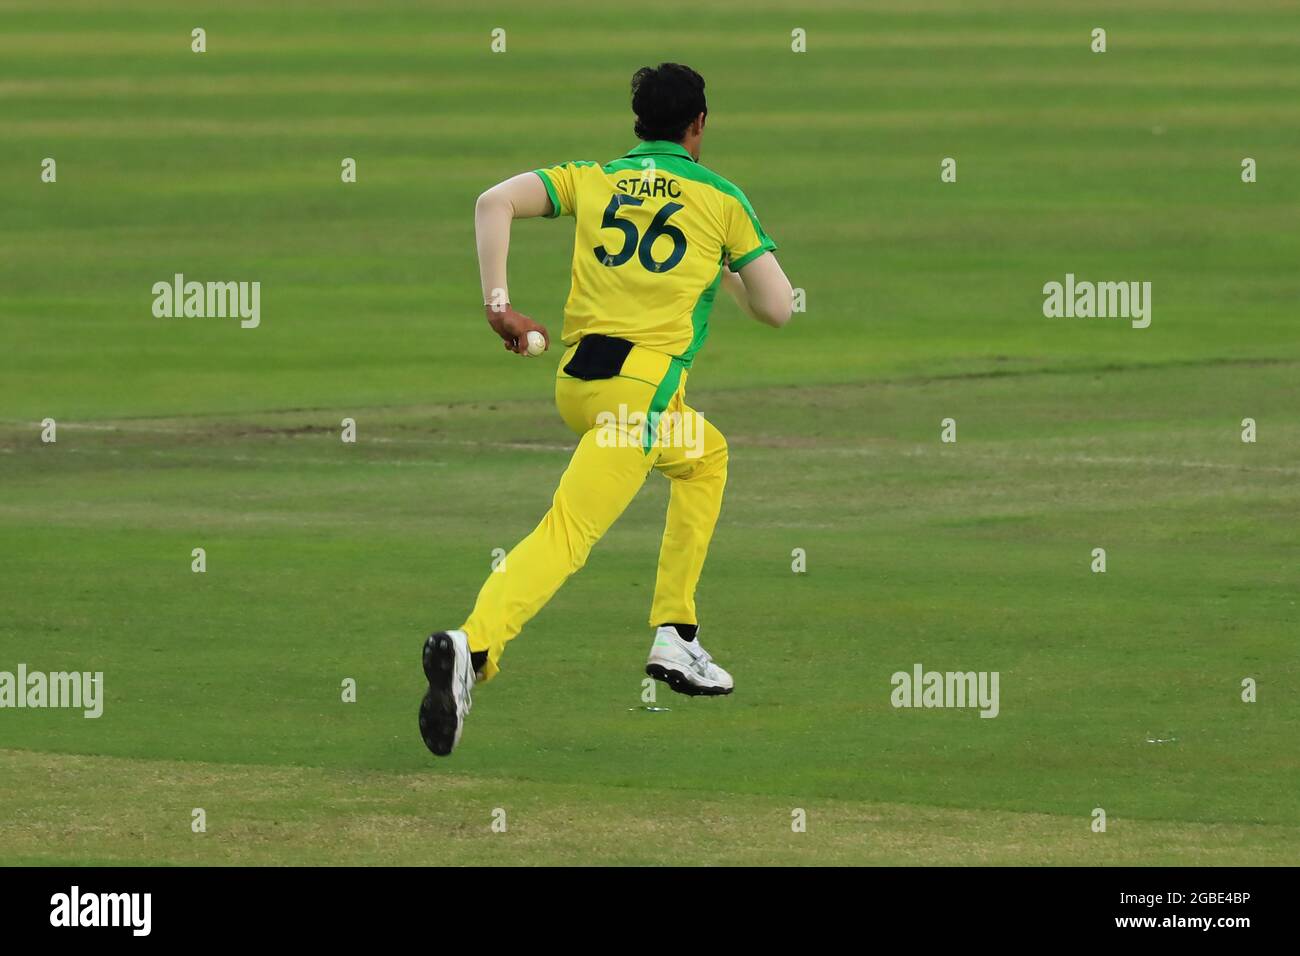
631,63,707,142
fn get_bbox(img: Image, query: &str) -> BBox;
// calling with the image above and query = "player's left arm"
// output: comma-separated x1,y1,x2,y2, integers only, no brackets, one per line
721,252,793,328
719,191,791,327
474,172,555,355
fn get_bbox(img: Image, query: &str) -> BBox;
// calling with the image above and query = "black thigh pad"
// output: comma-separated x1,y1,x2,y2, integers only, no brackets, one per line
562,334,635,380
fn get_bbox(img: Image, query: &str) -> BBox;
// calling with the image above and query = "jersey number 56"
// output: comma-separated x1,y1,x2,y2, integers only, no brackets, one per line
593,195,687,273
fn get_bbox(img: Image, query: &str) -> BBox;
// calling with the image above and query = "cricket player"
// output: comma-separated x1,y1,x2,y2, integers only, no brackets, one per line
420,63,793,756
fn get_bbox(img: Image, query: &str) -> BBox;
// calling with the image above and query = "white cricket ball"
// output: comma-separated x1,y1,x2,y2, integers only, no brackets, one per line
525,330,546,356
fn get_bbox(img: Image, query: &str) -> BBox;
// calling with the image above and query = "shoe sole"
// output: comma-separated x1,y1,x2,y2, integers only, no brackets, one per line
645,662,733,697
419,632,460,756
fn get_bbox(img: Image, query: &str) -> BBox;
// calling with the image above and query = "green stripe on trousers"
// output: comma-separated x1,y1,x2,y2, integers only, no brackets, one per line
642,357,684,454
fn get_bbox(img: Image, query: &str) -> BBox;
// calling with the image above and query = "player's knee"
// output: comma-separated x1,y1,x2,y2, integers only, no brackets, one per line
547,504,599,569
677,429,726,478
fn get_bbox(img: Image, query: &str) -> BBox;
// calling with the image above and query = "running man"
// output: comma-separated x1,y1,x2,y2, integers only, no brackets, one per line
421,63,793,756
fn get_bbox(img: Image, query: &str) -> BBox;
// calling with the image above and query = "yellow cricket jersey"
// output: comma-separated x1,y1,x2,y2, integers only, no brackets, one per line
534,140,776,367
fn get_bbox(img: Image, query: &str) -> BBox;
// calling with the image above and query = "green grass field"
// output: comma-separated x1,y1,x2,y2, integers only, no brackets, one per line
2,0,1298,865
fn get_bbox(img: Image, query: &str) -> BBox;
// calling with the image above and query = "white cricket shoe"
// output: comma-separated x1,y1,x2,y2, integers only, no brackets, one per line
419,630,475,756
645,625,734,696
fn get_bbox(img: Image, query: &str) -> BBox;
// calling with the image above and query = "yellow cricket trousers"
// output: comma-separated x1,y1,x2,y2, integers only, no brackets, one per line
460,342,728,681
